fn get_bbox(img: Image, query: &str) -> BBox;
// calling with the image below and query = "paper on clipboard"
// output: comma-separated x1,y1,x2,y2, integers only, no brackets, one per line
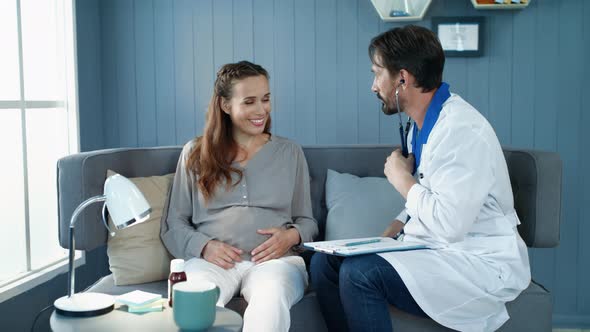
303,237,430,256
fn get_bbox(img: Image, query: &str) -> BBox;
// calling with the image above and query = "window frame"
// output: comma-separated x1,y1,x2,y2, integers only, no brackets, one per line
0,0,83,302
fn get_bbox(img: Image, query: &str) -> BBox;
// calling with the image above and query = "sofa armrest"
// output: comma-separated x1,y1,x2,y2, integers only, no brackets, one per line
504,148,562,248
57,146,182,250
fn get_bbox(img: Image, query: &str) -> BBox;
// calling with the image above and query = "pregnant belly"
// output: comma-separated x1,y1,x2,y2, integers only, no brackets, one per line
198,206,291,257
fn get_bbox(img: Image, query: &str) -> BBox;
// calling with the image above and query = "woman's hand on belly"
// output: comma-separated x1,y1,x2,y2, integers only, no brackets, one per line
251,227,301,264
202,240,243,269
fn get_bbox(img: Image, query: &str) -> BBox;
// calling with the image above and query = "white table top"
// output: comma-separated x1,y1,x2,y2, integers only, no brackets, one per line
50,303,242,331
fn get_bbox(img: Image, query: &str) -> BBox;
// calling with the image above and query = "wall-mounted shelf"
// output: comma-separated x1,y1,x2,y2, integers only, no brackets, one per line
370,0,432,22
470,0,530,10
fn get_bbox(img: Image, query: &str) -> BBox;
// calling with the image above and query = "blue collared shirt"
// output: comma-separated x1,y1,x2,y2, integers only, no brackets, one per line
411,82,451,174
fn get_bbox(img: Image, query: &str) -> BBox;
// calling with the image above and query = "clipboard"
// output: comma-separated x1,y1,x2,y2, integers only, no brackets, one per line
303,237,430,256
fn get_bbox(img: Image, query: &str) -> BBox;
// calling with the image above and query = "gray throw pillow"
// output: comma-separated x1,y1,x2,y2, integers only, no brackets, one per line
325,169,406,241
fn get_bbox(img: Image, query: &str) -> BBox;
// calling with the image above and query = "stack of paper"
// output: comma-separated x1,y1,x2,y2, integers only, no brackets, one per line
115,290,164,313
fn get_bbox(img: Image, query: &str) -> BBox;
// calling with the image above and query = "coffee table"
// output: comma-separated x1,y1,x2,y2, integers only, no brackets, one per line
50,303,242,331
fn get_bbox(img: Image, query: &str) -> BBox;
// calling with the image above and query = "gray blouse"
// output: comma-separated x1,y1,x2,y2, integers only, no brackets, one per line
161,135,318,261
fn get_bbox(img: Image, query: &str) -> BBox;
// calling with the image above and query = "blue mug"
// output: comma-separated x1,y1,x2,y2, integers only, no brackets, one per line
173,281,220,331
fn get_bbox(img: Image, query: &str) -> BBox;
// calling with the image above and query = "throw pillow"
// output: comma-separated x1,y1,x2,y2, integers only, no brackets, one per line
325,169,406,241
106,170,174,286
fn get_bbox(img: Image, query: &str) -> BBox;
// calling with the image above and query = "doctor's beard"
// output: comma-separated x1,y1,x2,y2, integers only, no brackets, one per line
376,92,399,116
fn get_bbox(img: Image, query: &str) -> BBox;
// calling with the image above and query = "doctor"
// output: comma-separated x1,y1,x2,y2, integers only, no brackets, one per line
310,25,531,332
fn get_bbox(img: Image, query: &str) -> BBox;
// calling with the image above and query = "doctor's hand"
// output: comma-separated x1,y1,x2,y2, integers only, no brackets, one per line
382,220,405,238
202,240,243,269
251,227,301,264
384,149,416,199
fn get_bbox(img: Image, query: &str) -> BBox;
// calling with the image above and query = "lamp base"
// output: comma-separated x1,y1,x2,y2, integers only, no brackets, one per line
54,292,115,317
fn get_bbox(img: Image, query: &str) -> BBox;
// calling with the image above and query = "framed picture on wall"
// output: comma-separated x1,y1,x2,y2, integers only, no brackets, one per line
432,16,484,57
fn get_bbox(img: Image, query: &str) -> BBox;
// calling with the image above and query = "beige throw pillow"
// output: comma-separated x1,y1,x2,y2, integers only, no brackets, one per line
106,170,174,286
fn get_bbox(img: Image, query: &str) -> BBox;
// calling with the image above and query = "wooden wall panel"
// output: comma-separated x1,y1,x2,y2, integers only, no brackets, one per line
509,2,535,149
488,13,513,145
315,0,338,144
193,0,213,134
153,0,176,146
232,0,253,62
336,0,358,144
579,0,590,320
100,0,119,148
273,0,295,139
356,0,380,144
76,0,103,151
134,0,157,147
173,0,196,145
114,0,137,147
294,0,317,145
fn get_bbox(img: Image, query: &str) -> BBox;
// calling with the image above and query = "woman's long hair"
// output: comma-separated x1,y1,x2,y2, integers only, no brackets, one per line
187,61,271,203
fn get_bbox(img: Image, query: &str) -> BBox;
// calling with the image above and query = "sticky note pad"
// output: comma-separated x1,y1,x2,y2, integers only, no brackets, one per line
127,299,165,313
115,290,162,307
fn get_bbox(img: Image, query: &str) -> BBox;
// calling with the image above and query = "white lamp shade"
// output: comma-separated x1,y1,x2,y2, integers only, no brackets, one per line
104,174,151,229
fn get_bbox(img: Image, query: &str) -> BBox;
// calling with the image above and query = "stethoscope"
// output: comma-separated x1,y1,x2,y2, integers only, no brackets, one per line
395,79,414,229
395,79,412,157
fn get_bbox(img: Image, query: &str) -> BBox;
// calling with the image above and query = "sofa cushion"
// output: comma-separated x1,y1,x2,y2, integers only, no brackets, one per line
388,281,551,332
106,170,174,285
324,169,405,240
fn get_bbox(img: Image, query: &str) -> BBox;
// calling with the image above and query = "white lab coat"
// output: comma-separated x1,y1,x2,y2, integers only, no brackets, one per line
379,94,531,331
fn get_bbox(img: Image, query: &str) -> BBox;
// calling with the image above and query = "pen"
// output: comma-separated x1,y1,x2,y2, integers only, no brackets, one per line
344,238,381,247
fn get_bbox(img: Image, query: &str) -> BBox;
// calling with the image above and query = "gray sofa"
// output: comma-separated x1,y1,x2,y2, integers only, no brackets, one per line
57,145,562,331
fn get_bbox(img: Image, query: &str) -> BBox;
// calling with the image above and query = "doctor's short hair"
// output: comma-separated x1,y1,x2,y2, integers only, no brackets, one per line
369,25,444,92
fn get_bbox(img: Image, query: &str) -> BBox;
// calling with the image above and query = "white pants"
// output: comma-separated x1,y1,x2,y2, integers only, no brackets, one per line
184,255,308,332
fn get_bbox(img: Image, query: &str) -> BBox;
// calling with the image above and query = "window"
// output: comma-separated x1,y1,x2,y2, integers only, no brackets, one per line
0,0,80,299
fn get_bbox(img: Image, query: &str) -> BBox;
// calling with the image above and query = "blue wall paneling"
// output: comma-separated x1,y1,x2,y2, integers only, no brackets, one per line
315,0,338,144
76,0,103,151
115,0,138,147
193,0,214,134
173,0,196,145
274,0,295,139
294,0,317,145
580,0,590,319
135,0,158,147
100,0,119,148
233,0,254,62
153,0,176,146
357,0,380,144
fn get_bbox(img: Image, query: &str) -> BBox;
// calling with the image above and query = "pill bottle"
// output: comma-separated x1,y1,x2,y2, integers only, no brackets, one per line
168,259,187,307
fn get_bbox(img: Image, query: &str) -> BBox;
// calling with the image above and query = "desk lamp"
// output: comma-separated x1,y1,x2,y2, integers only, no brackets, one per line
54,174,151,317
